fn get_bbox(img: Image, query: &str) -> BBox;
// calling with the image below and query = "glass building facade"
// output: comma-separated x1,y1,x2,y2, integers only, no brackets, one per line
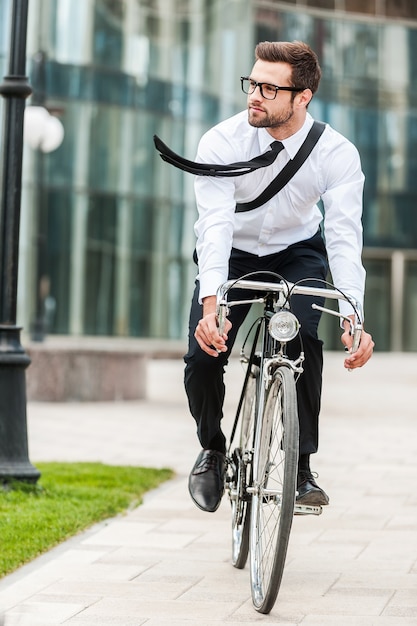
0,0,416,350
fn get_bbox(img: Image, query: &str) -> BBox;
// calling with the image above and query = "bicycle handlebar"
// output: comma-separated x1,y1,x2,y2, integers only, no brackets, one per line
216,276,363,353
217,277,356,304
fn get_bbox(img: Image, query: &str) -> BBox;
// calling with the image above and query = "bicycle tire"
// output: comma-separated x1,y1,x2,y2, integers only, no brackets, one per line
249,365,299,614
230,365,258,569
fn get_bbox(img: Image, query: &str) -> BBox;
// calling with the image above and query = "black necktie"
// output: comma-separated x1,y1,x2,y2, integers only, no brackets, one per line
153,135,284,177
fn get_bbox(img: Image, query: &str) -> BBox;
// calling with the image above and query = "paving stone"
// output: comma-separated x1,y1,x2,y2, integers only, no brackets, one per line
64,597,243,621
5,600,86,623
302,617,417,625
383,589,417,617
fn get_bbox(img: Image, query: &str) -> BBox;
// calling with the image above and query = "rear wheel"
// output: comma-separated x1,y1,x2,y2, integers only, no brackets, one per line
230,365,258,569
249,365,299,614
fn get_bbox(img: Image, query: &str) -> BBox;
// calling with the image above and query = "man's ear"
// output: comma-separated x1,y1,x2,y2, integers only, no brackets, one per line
297,88,313,108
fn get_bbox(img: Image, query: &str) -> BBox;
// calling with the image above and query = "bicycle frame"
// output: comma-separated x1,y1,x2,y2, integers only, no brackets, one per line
219,274,363,455
227,290,301,453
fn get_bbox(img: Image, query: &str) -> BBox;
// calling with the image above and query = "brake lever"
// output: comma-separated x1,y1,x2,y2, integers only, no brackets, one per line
351,323,362,354
311,303,362,370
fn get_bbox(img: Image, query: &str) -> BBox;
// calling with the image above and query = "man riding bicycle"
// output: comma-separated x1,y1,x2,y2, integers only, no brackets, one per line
157,40,374,513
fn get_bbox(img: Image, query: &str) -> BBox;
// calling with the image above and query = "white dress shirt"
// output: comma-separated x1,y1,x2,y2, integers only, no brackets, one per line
194,110,366,318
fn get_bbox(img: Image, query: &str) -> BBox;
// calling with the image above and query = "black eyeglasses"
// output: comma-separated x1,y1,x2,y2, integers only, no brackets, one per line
240,76,304,100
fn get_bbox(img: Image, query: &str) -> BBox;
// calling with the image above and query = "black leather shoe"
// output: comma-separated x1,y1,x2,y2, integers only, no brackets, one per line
296,470,329,506
188,449,226,512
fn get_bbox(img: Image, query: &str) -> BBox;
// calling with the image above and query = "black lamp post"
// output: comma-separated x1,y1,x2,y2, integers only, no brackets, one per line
0,0,40,483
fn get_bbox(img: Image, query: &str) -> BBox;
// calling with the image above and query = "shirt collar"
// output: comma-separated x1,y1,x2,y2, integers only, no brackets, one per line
259,113,315,159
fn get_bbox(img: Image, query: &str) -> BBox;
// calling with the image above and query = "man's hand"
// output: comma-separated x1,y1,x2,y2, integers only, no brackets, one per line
194,295,232,357
341,316,374,370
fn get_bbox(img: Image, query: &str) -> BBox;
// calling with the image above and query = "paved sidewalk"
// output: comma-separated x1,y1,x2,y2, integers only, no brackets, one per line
0,353,417,625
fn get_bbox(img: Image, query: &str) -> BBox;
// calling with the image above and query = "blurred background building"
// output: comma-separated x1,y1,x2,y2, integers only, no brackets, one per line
0,0,416,351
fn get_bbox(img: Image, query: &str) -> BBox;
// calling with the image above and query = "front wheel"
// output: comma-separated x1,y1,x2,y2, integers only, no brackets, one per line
249,365,299,614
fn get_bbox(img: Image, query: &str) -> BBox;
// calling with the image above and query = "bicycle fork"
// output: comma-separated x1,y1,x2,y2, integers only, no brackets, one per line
250,356,323,517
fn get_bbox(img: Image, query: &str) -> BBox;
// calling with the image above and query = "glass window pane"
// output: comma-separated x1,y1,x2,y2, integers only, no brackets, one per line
42,190,72,334
363,258,391,351
386,0,417,19
404,260,417,350
128,199,153,335
93,0,124,68
306,0,335,8
345,0,376,14
84,195,117,334
88,107,122,191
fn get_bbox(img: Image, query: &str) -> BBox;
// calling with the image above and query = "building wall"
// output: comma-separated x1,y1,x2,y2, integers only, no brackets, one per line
0,0,416,349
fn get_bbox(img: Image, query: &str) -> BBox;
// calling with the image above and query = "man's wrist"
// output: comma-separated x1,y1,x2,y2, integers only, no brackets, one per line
343,315,354,333
202,295,217,316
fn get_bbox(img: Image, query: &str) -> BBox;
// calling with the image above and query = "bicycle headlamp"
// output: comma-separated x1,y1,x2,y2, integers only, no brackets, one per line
268,310,300,343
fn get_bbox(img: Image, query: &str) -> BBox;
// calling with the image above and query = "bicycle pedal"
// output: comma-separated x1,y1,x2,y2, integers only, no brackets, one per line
294,504,322,516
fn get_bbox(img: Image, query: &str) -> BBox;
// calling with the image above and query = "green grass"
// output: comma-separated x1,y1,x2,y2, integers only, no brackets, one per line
0,462,173,578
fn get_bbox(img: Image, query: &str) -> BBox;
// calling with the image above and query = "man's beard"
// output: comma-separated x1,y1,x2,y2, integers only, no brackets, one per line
248,104,294,129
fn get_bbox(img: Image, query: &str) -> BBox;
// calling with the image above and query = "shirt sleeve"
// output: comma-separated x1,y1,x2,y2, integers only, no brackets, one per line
193,128,238,302
321,136,366,319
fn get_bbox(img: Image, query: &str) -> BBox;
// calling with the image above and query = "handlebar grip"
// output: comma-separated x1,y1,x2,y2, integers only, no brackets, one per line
217,302,228,337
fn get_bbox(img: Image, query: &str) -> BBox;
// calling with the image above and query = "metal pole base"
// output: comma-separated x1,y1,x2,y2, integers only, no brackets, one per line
0,325,40,483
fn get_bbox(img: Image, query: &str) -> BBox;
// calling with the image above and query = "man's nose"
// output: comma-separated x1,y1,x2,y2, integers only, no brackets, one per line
249,85,263,102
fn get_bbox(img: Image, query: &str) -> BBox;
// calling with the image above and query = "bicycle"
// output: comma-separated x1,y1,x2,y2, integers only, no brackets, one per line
217,271,362,614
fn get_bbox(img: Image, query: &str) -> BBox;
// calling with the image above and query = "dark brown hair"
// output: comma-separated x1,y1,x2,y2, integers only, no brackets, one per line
255,41,322,94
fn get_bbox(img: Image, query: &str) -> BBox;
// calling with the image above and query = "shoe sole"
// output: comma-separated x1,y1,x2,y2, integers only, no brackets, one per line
188,487,223,513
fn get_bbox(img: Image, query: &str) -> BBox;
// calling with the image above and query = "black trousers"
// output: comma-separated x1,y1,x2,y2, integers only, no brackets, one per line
184,230,329,457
